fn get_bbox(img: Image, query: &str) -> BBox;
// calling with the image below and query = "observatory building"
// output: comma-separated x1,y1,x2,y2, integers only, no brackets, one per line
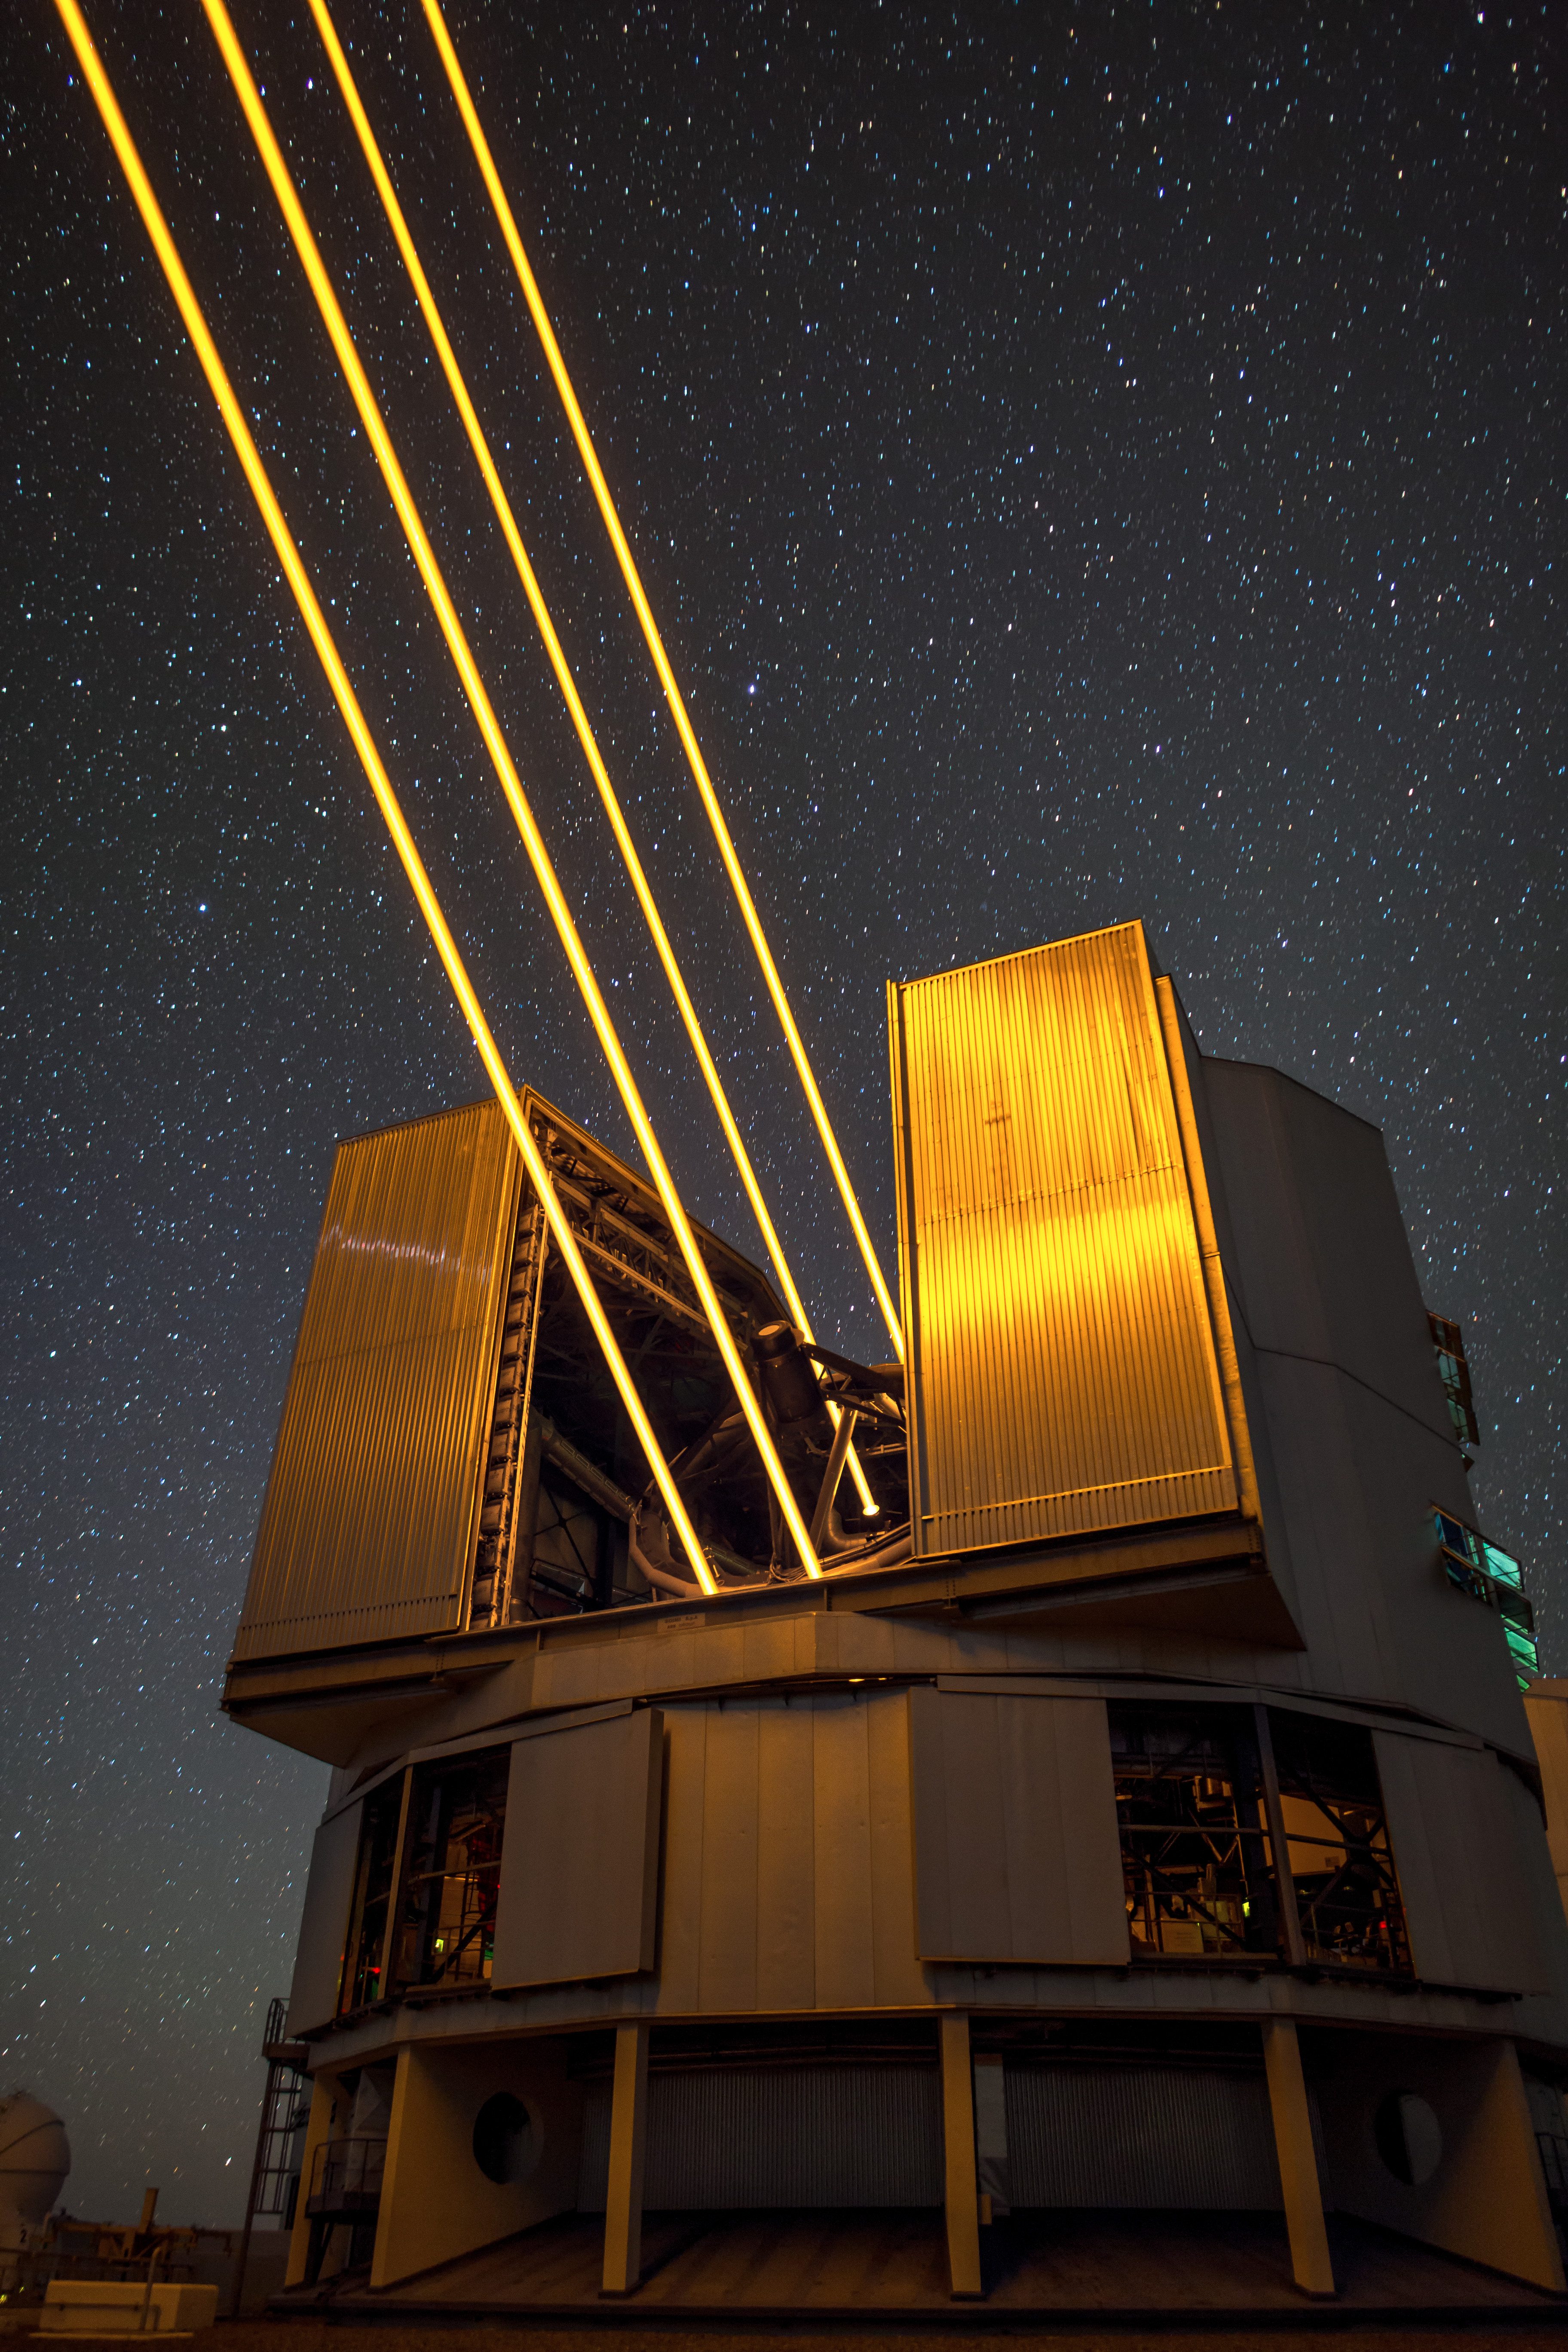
226,920,1568,2309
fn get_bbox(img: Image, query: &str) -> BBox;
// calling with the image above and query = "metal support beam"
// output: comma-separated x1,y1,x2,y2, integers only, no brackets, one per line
1263,2018,1335,2297
601,2021,649,2296
371,1769,413,2003
1254,1702,1307,1968
940,2013,983,2299
810,1406,857,1551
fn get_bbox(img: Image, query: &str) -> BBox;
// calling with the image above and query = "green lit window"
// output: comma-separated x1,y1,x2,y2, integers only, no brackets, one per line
1482,1536,1523,1589
1433,1507,1537,1687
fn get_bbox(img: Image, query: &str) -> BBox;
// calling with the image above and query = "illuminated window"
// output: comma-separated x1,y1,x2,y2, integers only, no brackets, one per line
1110,1703,1416,1981
1109,1705,1282,1961
338,1747,509,2015
1267,1710,1412,1977
388,1748,509,1994
338,1768,404,2013
339,1777,405,2012
1435,1507,1537,1687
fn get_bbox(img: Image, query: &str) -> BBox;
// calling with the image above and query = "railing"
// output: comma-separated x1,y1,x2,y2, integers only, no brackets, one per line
305,2136,386,2220
233,1994,308,2320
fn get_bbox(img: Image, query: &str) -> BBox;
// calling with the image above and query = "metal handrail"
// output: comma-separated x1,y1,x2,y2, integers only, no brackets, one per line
305,2135,386,2218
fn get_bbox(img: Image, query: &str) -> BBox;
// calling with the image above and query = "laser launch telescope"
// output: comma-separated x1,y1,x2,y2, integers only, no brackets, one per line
224,918,1568,2311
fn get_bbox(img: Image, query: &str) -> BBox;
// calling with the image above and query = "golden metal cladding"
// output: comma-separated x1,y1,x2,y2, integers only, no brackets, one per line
234,1102,520,1660
889,920,1241,1558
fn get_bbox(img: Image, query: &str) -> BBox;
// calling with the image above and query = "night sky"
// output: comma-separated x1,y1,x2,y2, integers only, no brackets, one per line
6,0,1564,2224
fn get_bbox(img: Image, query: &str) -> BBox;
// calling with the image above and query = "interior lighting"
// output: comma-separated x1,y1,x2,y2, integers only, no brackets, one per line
307,0,875,1522
50,0,719,1596
199,0,824,1579
423,0,906,1366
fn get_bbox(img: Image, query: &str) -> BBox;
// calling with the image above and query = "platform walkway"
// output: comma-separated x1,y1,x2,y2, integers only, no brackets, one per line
277,2208,1566,2324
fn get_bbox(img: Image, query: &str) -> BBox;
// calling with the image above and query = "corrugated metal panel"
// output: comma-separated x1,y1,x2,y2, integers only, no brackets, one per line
890,921,1238,1556
493,1709,662,1988
1005,2064,1282,2209
234,1100,520,1659
646,1688,928,2020
284,1802,363,2036
1373,1729,1551,1994
908,1689,1129,1964
578,2065,943,2209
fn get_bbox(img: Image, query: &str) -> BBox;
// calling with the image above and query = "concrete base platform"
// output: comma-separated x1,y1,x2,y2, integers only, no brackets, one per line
275,2208,1567,2324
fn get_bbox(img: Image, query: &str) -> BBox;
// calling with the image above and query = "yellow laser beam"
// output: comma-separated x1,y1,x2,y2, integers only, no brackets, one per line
49,0,720,1599
199,0,823,1578
306,0,876,1525
422,0,906,1367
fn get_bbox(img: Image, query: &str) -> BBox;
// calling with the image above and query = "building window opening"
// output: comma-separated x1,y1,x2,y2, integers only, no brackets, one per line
389,1747,509,1994
1434,1506,1537,1687
469,1107,910,1626
1108,1705,1280,1961
339,1776,405,2012
1427,1312,1480,1453
1268,1709,1412,1975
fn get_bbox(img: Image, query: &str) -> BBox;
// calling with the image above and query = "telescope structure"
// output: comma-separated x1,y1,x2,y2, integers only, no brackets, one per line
52,0,1565,2312
224,919,1568,2311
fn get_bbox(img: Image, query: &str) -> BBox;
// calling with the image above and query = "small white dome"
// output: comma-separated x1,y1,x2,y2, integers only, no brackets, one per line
0,2092,71,2224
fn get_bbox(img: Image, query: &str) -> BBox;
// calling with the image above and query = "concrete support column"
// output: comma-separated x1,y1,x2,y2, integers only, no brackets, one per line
368,2051,409,2291
1316,2030,1566,2293
284,2074,337,2290
940,2013,983,2299
1470,2040,1566,2294
368,2039,582,2290
1263,2018,1335,2297
601,2021,649,2297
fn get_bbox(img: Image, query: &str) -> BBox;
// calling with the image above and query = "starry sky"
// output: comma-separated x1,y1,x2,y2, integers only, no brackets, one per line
5,0,1564,2226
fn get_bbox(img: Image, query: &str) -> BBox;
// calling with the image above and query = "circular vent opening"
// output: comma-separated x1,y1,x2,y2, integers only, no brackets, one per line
1374,2089,1442,2187
472,2091,538,2186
